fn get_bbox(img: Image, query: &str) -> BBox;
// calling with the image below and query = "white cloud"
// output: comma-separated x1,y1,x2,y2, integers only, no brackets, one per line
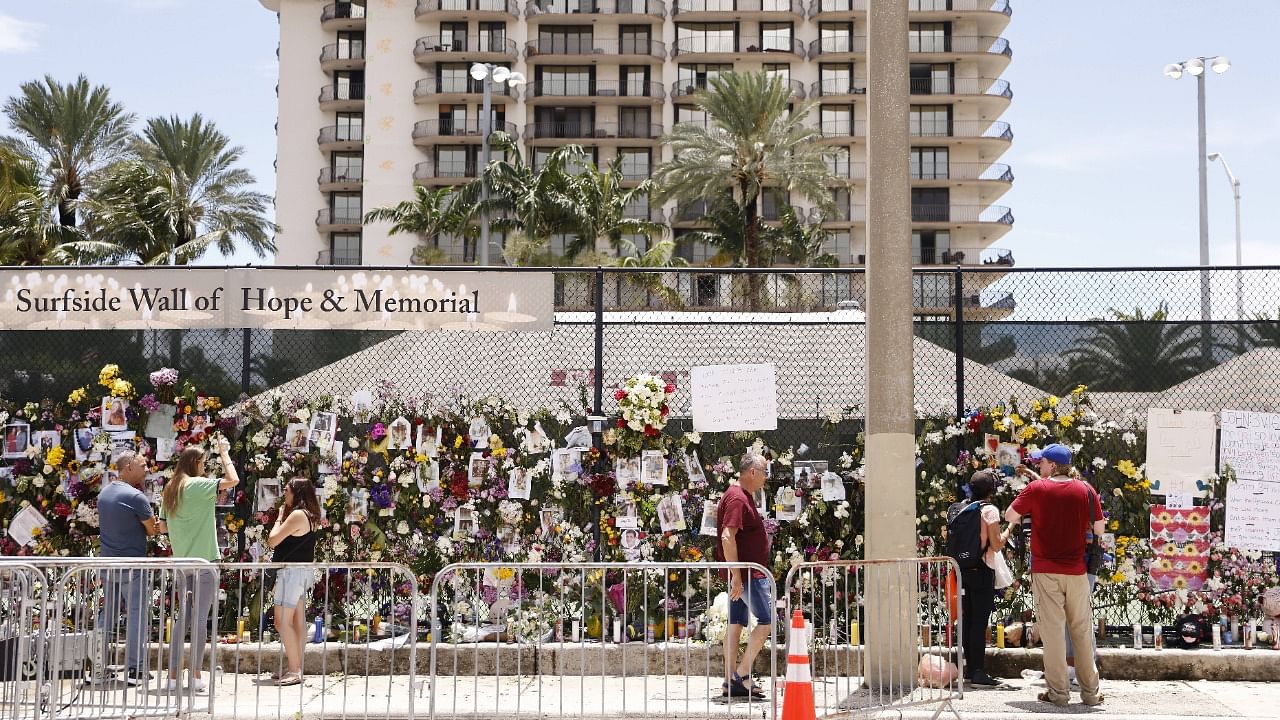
0,14,42,54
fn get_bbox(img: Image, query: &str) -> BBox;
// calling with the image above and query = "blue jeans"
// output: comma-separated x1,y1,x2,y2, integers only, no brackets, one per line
99,569,148,672
728,577,773,626
1065,574,1097,660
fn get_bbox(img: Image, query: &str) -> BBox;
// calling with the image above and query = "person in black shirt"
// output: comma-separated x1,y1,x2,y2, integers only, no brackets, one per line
267,477,321,686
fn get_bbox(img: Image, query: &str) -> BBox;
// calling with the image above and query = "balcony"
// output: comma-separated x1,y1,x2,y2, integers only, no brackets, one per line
910,77,1011,100
916,120,1013,142
321,2,366,30
670,201,710,224
818,120,861,140
807,0,1013,19
910,162,1014,184
622,202,662,221
320,43,366,71
673,0,804,19
414,36,519,61
910,204,1014,226
316,208,363,232
318,83,364,111
525,0,666,21
809,78,867,99
523,121,663,143
414,159,479,184
910,35,1011,57
761,204,805,221
911,246,1015,266
318,167,364,192
808,36,866,57
524,38,666,61
412,119,520,144
809,203,865,223
672,37,805,60
318,125,364,151
524,80,666,104
414,76,518,103
415,0,518,19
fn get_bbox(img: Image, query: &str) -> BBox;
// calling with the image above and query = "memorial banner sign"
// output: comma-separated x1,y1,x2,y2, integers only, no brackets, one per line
0,268,554,331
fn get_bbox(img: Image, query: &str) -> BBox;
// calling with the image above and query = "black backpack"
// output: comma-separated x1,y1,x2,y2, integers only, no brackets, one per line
945,501,988,570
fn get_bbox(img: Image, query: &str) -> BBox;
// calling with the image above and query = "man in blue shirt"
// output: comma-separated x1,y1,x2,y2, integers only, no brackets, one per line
94,451,164,686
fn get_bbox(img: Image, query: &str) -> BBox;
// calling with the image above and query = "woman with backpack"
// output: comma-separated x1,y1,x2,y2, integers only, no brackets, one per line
947,468,1010,686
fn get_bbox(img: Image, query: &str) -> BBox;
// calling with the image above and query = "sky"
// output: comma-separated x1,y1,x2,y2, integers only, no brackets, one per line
0,0,1277,269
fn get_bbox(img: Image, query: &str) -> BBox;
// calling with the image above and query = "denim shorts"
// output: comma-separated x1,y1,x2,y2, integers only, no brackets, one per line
275,567,318,609
728,577,774,626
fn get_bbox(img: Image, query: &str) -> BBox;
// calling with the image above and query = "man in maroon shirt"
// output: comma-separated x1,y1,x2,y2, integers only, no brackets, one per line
715,452,772,699
1004,443,1105,707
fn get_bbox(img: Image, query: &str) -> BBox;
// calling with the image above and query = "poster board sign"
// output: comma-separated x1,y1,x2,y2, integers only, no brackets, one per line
690,364,778,433
1149,505,1211,591
1225,479,1280,552
1219,409,1280,482
0,268,554,331
1145,409,1217,497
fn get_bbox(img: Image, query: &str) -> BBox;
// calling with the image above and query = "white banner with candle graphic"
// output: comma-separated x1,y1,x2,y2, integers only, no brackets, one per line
0,268,554,331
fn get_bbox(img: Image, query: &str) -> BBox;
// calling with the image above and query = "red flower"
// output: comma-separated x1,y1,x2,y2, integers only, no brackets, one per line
663,384,676,394
615,418,626,428
643,425,660,438
660,404,669,417
52,503,72,518
614,389,627,401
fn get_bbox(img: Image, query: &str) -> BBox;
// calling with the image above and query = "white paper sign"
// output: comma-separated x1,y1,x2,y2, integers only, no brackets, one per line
1145,409,1217,497
1225,479,1280,552
690,363,778,433
1164,493,1193,510
8,505,49,547
1219,409,1280,482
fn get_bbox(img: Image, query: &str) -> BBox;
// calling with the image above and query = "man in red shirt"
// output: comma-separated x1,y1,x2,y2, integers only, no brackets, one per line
715,452,772,699
1005,443,1104,707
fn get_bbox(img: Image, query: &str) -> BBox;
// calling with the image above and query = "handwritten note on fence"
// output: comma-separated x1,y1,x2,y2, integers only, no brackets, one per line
691,364,778,433
1219,409,1280,482
1145,408,1217,497
1225,479,1280,552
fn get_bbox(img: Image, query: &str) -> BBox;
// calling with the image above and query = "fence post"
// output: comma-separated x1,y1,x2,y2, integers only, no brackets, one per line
953,268,966,459
593,266,605,561
241,327,252,396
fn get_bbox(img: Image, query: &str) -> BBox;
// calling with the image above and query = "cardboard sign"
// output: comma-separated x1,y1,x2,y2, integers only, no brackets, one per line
690,363,778,432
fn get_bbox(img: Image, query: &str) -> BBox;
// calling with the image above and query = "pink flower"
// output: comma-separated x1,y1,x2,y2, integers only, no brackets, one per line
371,423,387,440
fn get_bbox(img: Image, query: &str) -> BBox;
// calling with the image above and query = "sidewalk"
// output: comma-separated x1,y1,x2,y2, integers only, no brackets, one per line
62,671,1280,720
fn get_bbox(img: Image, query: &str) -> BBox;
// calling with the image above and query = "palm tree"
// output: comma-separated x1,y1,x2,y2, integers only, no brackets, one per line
652,72,834,307
679,191,756,267
2,75,135,228
85,114,274,263
1064,304,1207,392
767,206,838,268
364,185,475,264
0,146,119,264
615,238,689,308
480,136,582,257
562,153,666,260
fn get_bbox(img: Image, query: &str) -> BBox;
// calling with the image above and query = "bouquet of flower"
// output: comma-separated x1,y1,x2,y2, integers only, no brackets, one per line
612,374,675,454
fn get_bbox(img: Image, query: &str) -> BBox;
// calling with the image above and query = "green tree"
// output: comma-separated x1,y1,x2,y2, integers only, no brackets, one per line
0,146,118,264
2,74,135,228
652,72,833,307
1064,304,1207,391
480,136,582,258
615,238,689,308
562,153,666,260
679,191,757,267
766,205,838,268
85,115,274,263
364,184,474,265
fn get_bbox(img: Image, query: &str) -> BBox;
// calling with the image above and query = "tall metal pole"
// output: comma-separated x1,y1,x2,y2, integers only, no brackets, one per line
1232,178,1242,321
479,72,493,266
1195,72,1212,361
865,0,917,690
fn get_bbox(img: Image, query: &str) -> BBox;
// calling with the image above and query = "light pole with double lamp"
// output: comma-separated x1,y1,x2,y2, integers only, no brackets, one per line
1207,152,1243,323
1164,55,1229,361
469,63,525,266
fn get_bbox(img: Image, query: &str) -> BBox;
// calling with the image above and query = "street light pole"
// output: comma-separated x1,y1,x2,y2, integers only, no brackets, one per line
1208,152,1244,321
470,63,525,266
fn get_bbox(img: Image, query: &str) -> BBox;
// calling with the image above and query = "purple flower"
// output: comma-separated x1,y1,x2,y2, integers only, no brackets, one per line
138,394,161,412
149,368,179,388
371,423,387,440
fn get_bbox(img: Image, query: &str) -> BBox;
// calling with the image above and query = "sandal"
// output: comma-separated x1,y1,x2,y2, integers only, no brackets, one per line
1036,692,1067,708
276,673,303,687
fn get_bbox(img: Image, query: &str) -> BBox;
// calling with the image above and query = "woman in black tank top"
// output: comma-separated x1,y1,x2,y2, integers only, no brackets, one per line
266,477,322,686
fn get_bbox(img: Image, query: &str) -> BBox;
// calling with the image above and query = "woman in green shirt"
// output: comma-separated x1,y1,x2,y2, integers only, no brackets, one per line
160,437,239,692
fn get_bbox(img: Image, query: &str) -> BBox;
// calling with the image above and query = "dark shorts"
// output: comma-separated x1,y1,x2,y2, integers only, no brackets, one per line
728,577,774,626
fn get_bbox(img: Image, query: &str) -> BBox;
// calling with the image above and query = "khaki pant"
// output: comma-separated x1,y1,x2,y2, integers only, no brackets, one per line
1032,573,1100,704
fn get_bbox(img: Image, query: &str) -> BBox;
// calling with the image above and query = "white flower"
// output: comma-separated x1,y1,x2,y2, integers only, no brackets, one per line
396,520,410,535
295,407,311,422
854,534,864,547
1092,457,1107,469
684,432,701,445
436,536,454,555
839,452,854,469
554,408,572,424
252,430,271,448
1122,432,1137,446
348,437,359,449
923,431,943,447
1113,488,1123,497
32,476,45,488
945,464,958,475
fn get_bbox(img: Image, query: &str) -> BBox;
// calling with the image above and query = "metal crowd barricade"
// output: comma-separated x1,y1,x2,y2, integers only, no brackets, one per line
427,561,778,720
215,561,420,720
0,563,43,720
783,557,964,720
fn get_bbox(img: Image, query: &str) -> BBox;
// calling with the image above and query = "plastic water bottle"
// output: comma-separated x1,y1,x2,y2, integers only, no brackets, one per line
312,616,325,644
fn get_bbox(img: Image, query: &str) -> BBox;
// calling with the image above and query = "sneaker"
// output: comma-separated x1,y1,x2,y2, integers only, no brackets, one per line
124,669,150,687
190,676,207,693
968,671,1001,687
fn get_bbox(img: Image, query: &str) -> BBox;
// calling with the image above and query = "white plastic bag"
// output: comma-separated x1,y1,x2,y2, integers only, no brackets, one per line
992,551,1014,590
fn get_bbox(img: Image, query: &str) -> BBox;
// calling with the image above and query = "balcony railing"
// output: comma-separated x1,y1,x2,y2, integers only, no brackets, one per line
319,83,365,103
673,37,805,56
670,201,710,222
412,119,520,139
619,168,653,181
414,77,517,99
673,0,803,14
317,125,364,145
808,36,867,55
525,0,666,18
807,0,1012,15
416,0,517,15
910,205,1014,224
914,120,1013,140
911,247,1014,266
414,159,479,181
316,209,363,226
320,43,366,63
819,120,860,138
809,204,865,223
524,121,663,140
810,79,867,97
910,77,1011,98
318,167,365,185
672,77,801,98
622,203,661,220
909,162,1013,182
761,204,805,221
910,35,1011,56
524,38,666,58
321,2,367,22
415,36,519,55
526,80,666,100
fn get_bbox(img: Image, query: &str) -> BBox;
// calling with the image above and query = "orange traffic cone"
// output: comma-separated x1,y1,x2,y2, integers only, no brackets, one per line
781,610,817,720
